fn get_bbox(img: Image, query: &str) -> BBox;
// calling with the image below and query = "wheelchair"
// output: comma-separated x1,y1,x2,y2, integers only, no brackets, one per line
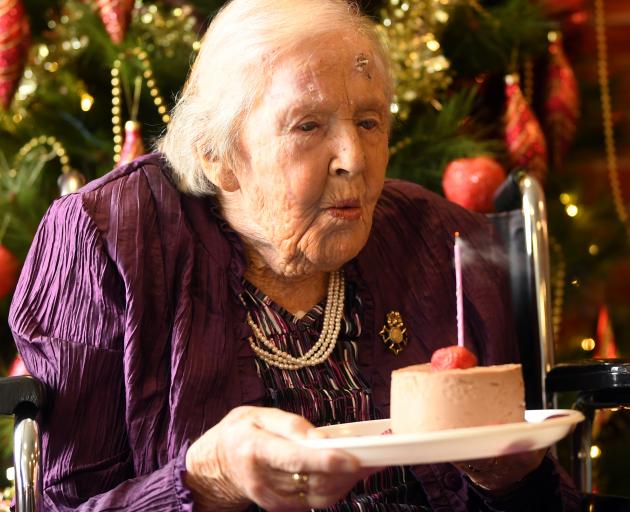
2,172,630,511
490,171,630,511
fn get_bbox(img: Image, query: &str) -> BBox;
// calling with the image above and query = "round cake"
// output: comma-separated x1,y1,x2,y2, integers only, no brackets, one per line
390,363,525,434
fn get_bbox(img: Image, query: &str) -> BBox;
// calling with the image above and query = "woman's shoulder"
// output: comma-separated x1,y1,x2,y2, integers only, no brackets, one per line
375,178,491,236
77,152,179,220
43,153,189,242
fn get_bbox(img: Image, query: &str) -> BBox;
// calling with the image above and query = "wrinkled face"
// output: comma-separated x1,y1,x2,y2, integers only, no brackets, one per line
225,33,391,277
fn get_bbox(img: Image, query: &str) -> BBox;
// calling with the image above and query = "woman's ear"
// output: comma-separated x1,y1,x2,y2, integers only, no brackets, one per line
195,146,240,192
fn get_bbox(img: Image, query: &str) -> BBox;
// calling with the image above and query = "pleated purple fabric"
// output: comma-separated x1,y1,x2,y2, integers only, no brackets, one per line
9,154,580,511
240,281,431,510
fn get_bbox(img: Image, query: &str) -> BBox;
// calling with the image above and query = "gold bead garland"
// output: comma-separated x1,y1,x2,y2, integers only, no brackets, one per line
389,136,412,156
550,237,565,343
593,0,630,240
8,135,84,195
12,135,71,175
110,47,170,163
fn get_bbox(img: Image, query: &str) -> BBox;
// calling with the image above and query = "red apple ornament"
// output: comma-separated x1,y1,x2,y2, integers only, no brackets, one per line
0,245,19,299
442,156,507,213
431,345,478,370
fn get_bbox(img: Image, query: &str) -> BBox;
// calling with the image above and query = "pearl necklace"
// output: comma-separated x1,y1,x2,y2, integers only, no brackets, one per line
245,270,345,370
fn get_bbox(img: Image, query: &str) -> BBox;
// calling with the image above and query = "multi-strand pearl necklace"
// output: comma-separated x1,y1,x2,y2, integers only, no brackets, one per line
245,270,345,370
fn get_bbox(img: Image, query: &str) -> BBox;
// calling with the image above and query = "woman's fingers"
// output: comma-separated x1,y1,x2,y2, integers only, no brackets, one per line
245,406,327,440
252,466,369,511
186,406,366,511
249,425,361,474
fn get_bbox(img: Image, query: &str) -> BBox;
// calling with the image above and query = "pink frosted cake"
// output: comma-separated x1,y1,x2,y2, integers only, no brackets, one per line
390,363,525,434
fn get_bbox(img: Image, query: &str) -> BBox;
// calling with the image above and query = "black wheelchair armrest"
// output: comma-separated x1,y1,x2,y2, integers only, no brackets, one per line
547,359,630,394
581,492,630,511
0,376,46,419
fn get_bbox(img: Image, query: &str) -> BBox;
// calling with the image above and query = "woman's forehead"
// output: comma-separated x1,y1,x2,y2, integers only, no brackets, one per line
274,42,382,91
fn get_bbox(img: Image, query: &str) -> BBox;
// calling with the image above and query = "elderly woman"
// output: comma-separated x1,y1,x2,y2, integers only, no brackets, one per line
10,0,579,510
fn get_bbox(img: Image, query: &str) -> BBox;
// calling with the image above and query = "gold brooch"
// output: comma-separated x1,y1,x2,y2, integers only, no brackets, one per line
379,311,408,355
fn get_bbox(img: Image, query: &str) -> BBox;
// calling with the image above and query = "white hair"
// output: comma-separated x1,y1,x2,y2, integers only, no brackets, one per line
157,0,393,196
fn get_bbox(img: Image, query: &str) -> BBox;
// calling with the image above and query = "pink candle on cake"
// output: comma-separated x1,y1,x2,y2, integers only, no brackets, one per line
454,232,464,347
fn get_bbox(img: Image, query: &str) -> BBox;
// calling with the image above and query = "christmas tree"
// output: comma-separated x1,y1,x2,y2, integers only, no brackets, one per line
0,0,628,498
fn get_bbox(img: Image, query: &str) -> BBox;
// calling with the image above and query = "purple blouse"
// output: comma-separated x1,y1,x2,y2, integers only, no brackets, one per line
240,279,430,511
9,154,580,511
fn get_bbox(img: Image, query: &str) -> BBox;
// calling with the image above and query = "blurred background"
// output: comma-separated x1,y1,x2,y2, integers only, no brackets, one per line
0,0,628,501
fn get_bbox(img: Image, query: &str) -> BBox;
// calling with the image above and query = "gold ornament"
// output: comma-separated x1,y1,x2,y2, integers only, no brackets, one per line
377,0,453,120
379,311,409,355
58,169,86,195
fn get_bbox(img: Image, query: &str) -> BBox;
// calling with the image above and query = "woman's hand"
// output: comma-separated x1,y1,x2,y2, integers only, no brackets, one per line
184,406,371,512
455,448,547,493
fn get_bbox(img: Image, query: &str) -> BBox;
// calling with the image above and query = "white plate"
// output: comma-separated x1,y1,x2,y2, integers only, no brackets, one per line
298,409,584,467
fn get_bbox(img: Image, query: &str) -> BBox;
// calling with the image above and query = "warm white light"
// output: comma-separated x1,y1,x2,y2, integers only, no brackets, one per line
6,467,14,482
588,244,600,255
565,204,578,217
80,92,94,112
559,193,571,205
435,10,449,23
427,40,441,51
581,338,595,351
590,445,601,459
390,103,400,114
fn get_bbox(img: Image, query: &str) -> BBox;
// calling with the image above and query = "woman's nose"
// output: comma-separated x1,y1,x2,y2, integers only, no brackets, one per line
329,123,366,177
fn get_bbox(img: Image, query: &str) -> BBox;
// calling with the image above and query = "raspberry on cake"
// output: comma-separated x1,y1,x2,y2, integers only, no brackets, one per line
430,345,478,370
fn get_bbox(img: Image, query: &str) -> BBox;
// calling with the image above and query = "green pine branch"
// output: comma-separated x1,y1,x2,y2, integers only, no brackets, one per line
387,88,502,192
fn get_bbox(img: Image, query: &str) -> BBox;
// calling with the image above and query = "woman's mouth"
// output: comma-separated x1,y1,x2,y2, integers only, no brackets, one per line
326,199,362,220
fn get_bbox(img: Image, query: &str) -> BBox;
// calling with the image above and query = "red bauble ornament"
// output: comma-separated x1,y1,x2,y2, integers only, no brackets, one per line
96,0,133,44
8,354,28,376
544,32,580,170
119,120,145,165
0,0,30,111
431,346,478,371
442,156,507,213
504,74,548,184
0,245,19,299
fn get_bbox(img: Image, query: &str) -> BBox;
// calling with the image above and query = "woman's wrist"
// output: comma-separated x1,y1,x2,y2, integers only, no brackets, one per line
184,443,251,512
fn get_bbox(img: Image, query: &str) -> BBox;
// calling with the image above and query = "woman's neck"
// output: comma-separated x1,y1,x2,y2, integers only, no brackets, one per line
244,256,329,316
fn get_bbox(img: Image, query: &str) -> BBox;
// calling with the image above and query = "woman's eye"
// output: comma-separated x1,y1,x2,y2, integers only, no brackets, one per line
359,119,379,130
298,121,319,132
